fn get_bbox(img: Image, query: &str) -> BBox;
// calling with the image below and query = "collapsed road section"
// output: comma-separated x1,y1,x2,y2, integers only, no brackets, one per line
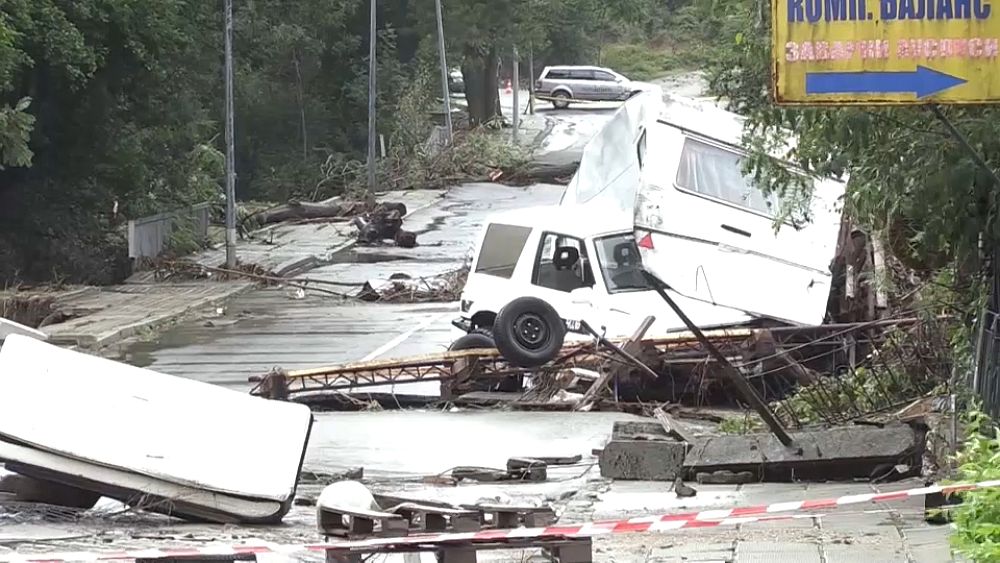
0,334,313,524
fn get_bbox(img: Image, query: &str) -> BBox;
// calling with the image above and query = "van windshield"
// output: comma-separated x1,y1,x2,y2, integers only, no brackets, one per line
595,234,651,293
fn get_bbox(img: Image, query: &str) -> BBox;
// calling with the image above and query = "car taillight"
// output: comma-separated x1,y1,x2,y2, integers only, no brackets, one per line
637,233,654,250
535,80,541,89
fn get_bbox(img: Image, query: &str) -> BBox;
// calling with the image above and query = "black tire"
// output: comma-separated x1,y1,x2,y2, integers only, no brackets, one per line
449,330,495,351
492,297,566,368
552,92,571,109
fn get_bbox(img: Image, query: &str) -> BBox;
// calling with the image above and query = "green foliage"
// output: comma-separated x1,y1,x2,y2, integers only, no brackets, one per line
719,413,763,434
0,97,32,168
0,0,706,284
166,216,205,258
774,288,959,426
951,409,1000,562
705,0,1000,276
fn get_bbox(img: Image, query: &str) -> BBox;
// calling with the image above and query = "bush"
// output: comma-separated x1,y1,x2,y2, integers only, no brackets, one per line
951,409,1000,562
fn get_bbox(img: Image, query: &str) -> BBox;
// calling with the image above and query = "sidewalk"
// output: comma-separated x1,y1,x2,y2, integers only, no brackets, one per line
561,478,963,563
22,189,446,352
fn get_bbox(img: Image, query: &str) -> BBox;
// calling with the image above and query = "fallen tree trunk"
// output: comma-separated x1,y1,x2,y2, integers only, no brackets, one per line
257,201,349,225
503,161,580,186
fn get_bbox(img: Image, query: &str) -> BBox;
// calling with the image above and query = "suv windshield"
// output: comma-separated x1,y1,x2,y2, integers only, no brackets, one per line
595,233,650,292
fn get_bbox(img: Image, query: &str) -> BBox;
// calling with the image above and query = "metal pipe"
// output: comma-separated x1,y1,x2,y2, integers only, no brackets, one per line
366,0,377,193
643,271,796,447
433,0,453,145
223,0,237,268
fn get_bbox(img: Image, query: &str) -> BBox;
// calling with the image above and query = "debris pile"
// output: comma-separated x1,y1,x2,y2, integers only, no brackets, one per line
353,202,418,247
358,265,469,303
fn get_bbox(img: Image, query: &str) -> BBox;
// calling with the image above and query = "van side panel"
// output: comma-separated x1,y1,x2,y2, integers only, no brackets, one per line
634,122,845,326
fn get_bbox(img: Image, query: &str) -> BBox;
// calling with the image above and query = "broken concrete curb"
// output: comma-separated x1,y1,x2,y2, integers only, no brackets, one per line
46,282,255,351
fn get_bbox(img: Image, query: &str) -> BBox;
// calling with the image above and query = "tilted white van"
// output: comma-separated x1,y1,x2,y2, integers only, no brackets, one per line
451,93,846,369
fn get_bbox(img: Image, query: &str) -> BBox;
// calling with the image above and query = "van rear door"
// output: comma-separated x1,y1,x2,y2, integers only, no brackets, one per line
634,131,844,326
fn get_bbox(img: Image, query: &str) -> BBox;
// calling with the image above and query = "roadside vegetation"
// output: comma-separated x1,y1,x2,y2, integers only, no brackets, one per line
950,409,1000,561
0,0,712,286
601,0,722,81
707,0,1000,558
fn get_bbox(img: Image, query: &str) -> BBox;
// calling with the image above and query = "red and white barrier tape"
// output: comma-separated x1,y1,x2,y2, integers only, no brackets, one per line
5,479,997,562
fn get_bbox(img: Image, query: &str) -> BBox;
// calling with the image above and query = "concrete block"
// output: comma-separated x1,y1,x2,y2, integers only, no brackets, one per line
611,421,668,440
684,423,921,481
599,439,686,481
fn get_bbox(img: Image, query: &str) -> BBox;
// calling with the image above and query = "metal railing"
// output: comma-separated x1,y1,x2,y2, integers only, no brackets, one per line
127,202,212,267
973,308,1000,421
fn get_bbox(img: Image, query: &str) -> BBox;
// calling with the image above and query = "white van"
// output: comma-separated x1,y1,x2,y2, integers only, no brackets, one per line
633,97,844,327
451,95,846,368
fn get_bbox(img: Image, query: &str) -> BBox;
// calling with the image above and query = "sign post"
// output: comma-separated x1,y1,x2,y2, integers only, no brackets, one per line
772,0,999,104
772,0,1000,451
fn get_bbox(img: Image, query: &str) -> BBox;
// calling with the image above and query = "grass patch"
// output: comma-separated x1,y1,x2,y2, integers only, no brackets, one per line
603,39,710,81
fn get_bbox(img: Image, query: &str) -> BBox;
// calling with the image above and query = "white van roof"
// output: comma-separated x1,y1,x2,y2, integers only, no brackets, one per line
486,205,632,239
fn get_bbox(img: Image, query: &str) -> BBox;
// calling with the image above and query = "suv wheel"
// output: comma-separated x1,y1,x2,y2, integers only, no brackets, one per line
449,330,495,351
492,297,566,368
552,91,571,109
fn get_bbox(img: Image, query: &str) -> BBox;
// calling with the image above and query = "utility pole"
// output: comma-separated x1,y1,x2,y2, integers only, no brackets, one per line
527,48,535,115
366,0,377,194
511,47,519,142
224,0,237,268
434,0,453,145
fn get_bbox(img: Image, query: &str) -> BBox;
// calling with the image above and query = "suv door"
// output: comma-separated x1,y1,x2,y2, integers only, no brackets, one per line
592,70,624,100
539,68,570,95
567,69,596,100
529,232,596,321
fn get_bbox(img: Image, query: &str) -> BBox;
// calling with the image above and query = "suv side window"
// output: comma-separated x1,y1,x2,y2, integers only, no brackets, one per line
568,69,594,80
532,232,595,292
475,223,532,279
593,71,616,81
545,69,569,79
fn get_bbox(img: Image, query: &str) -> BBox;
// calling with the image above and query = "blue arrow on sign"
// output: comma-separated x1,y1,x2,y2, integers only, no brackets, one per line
805,66,967,98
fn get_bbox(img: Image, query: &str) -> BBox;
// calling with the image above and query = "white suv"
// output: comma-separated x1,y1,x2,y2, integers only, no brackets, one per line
451,205,755,367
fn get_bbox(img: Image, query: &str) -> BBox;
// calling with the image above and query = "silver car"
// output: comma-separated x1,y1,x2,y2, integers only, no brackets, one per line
535,65,640,109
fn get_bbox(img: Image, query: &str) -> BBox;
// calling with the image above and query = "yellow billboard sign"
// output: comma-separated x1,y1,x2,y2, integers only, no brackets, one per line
772,0,1000,104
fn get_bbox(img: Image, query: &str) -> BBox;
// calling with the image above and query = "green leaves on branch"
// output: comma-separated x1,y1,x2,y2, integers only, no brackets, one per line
705,0,1000,275
0,97,33,169
951,409,1000,562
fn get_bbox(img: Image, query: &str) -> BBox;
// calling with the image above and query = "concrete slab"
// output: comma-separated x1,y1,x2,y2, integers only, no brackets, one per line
736,541,821,563
823,544,908,563
902,526,957,563
599,440,686,481
42,281,253,349
685,423,921,481
738,483,809,504
817,511,897,532
590,482,742,520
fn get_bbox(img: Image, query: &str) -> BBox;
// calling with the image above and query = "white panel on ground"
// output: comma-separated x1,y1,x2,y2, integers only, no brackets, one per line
0,334,313,523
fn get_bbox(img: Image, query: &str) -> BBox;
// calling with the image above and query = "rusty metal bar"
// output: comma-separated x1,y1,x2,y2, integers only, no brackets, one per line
643,271,796,447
